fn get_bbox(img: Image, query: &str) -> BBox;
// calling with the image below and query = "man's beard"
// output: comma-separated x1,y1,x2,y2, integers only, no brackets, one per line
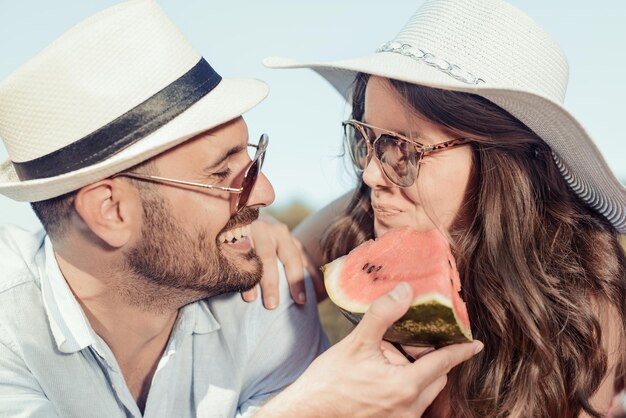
122,193,263,305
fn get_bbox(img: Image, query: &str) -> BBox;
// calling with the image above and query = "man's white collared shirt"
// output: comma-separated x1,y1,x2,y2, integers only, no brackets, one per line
0,226,327,417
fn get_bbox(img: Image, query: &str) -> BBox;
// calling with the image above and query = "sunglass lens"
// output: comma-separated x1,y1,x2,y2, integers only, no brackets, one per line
236,134,267,212
344,124,369,170
375,134,420,187
237,159,259,211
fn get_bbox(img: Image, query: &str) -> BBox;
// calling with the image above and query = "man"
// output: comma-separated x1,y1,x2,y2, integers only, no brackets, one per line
0,1,482,417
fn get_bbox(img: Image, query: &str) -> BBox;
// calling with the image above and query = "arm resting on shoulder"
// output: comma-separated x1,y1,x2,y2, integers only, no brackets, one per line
244,191,353,307
292,191,353,300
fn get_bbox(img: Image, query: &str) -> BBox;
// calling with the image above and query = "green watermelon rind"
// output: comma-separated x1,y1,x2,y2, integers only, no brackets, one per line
323,251,473,347
339,302,472,347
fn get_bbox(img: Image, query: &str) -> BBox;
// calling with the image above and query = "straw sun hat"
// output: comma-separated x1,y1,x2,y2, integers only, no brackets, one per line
265,0,626,234
0,0,268,202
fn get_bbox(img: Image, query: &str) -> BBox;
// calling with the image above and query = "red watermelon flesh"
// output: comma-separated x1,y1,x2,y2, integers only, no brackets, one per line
323,227,472,347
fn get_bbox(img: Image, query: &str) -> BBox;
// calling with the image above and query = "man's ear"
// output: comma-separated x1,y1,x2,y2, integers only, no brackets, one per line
73,179,141,248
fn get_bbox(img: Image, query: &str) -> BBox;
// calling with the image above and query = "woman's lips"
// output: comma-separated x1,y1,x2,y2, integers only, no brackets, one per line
372,204,404,238
372,203,403,215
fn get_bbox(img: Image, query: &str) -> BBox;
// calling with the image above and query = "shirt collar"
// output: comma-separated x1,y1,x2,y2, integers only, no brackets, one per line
39,236,221,354
192,300,221,335
40,236,96,353
171,299,221,346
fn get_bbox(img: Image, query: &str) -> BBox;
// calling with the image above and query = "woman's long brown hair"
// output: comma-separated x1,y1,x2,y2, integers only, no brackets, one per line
322,73,626,417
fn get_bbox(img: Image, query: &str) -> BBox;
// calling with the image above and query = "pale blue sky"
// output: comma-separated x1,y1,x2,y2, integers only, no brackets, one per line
0,0,624,231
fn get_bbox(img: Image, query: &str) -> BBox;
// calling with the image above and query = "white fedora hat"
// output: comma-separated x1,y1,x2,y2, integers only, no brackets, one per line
265,0,626,234
0,0,268,202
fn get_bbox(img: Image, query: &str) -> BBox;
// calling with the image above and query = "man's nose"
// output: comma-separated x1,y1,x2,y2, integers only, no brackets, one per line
244,171,275,209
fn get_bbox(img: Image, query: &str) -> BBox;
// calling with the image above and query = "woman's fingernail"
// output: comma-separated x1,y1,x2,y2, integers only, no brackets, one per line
473,341,484,354
388,282,411,302
266,296,276,309
298,292,306,304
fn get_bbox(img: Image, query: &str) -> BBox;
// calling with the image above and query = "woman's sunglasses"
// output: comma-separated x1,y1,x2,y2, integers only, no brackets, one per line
343,120,471,188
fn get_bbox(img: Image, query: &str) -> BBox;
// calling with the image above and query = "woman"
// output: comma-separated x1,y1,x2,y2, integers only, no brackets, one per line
249,0,626,416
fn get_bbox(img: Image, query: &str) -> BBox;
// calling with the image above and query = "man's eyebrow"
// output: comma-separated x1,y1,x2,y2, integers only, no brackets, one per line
203,144,245,172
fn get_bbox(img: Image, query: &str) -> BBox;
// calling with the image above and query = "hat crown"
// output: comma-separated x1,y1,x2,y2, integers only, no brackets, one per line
0,0,201,163
385,0,569,102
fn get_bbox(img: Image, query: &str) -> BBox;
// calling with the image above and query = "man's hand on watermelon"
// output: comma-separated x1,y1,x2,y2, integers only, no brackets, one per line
241,213,325,309
256,282,483,418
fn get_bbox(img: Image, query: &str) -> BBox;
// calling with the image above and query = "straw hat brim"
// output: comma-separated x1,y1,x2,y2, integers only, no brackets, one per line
0,77,269,202
264,54,626,233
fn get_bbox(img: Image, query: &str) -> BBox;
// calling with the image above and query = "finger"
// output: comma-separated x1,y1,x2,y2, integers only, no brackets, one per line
241,286,258,302
390,342,417,363
352,282,413,346
410,340,483,385
258,261,280,309
413,375,448,417
380,341,412,365
274,227,306,304
299,240,326,302
402,345,435,360
249,225,281,310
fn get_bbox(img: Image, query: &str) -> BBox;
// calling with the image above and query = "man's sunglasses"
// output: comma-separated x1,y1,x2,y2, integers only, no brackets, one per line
113,133,268,213
343,120,471,188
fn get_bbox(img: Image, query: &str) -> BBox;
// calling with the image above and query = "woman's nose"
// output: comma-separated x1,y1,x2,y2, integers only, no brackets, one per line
362,156,394,189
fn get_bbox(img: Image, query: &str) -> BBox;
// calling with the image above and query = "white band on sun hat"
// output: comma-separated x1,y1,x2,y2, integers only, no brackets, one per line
0,0,269,202
264,0,626,233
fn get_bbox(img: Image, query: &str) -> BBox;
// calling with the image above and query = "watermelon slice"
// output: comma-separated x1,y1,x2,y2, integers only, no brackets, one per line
323,227,472,347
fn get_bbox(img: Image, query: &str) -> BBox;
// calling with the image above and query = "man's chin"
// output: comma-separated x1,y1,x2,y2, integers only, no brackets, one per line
220,243,259,266
217,269,261,296
237,277,261,293
223,250,263,283
195,269,261,299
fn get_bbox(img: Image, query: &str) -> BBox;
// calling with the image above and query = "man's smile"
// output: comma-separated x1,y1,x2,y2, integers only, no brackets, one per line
218,224,252,250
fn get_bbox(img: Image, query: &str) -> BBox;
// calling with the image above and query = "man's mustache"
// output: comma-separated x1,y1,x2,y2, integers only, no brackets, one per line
220,208,259,233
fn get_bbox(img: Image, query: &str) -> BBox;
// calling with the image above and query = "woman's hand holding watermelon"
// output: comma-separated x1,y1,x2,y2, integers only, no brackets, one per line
257,282,483,418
